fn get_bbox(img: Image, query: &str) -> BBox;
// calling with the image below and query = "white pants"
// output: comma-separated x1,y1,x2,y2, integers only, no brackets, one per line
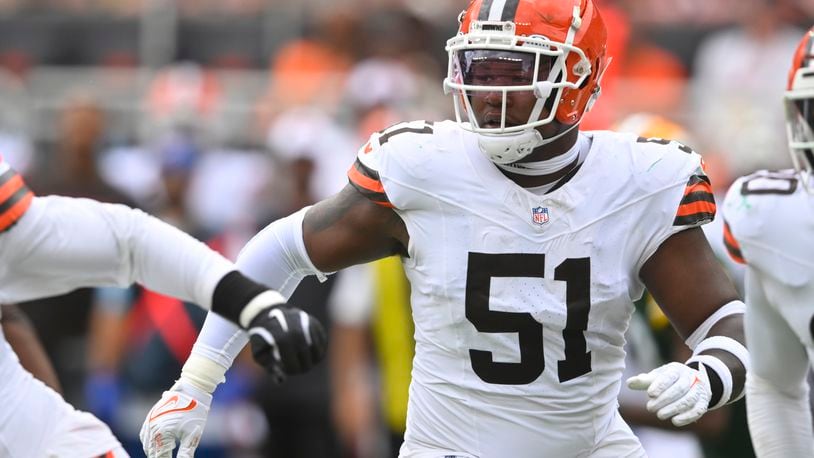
400,381,646,458
399,411,645,458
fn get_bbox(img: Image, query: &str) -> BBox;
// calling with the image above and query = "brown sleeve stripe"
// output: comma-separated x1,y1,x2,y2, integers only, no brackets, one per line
0,186,34,232
347,159,392,208
676,199,716,218
0,167,17,190
673,175,716,226
0,166,34,230
683,174,712,194
723,221,746,264
673,212,715,227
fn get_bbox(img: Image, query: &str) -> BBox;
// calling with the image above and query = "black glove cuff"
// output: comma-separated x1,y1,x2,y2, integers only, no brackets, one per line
211,270,269,327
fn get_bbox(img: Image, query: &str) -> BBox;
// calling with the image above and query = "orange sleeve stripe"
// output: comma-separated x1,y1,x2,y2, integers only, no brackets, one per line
0,174,24,202
676,200,716,217
684,180,712,196
722,221,746,264
723,222,741,250
0,191,32,231
347,164,384,194
372,200,395,208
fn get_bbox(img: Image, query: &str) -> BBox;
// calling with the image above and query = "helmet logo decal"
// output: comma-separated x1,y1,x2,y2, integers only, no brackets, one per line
532,206,550,225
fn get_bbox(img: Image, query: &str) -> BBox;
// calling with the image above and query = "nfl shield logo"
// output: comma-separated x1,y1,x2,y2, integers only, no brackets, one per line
532,206,549,225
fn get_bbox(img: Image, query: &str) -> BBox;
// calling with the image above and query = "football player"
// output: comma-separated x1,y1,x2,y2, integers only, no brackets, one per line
723,27,814,457
142,1,749,457
0,154,327,457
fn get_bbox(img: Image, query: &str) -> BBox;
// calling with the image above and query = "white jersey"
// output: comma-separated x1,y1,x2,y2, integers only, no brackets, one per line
348,121,714,457
722,170,814,355
723,170,814,457
722,170,814,286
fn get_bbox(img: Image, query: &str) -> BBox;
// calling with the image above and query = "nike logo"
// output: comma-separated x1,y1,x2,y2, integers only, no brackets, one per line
149,395,198,421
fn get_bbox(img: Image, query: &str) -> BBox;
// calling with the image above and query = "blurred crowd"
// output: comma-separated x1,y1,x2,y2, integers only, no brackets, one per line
1,0,812,457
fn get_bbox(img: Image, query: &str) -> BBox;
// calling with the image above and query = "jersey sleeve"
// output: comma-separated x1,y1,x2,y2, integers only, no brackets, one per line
722,176,750,265
0,154,34,233
672,167,716,228
347,121,436,210
722,170,812,286
631,139,716,275
347,136,393,208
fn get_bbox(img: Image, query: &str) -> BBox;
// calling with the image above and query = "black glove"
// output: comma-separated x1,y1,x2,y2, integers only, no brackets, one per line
247,305,328,384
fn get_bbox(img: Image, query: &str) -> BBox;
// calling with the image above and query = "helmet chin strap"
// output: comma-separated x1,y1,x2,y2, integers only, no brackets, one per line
477,122,579,165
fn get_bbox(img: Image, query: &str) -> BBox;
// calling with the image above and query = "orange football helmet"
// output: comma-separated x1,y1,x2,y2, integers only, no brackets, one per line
444,0,609,163
785,26,814,191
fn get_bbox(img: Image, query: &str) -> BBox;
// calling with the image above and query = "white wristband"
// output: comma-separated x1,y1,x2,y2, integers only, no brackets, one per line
685,300,746,349
694,335,750,402
180,353,229,394
238,290,286,328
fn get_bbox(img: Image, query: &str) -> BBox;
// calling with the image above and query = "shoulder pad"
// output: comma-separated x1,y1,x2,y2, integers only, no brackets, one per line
348,121,435,208
355,120,435,170
629,135,714,227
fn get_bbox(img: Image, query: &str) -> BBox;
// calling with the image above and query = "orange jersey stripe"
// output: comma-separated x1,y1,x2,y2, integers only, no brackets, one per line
723,221,746,264
684,180,712,196
723,221,741,250
0,173,24,202
0,191,32,231
373,200,395,208
676,199,716,217
348,164,385,194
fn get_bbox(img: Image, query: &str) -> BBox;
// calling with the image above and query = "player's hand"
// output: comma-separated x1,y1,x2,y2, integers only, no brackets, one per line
247,304,328,383
140,380,212,458
626,361,712,427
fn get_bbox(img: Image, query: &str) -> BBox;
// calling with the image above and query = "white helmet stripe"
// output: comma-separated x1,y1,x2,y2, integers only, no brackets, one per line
487,0,506,20
477,0,494,20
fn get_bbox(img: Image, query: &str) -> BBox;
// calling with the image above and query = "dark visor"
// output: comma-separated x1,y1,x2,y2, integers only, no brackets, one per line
456,50,553,87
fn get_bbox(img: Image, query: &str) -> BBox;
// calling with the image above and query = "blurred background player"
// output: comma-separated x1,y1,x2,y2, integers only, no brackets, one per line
722,26,814,457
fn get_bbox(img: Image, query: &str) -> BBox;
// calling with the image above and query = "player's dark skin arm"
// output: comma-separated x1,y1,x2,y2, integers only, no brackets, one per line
1,304,63,393
640,227,745,406
303,184,408,272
